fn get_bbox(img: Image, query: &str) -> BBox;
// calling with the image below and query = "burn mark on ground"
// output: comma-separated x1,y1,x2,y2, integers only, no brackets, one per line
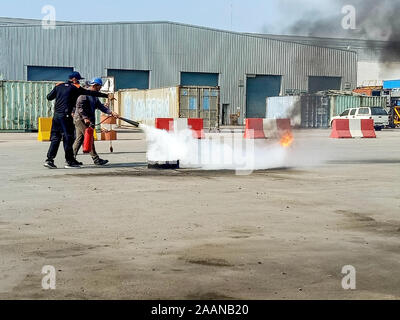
336,210,400,236
26,244,108,259
230,235,251,239
177,243,237,268
223,226,264,239
227,226,259,234
182,257,234,267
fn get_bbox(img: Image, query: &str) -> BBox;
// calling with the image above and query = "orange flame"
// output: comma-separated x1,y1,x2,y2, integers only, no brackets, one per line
280,131,294,148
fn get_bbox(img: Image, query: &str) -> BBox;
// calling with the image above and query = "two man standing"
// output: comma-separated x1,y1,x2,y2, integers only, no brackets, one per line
44,72,118,169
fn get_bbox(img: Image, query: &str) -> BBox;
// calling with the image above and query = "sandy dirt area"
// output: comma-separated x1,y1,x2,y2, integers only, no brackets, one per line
0,129,399,300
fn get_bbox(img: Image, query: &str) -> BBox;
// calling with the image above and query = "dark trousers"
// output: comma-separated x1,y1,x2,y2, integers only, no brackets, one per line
73,119,100,162
46,114,75,163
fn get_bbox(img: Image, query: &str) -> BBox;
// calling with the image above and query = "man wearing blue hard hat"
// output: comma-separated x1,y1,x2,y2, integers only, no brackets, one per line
73,77,119,166
45,72,114,169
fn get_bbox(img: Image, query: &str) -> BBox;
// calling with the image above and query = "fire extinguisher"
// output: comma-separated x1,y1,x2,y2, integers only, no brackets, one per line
83,125,94,154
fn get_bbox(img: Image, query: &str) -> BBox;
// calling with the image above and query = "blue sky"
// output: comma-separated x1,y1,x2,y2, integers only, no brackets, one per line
0,0,340,34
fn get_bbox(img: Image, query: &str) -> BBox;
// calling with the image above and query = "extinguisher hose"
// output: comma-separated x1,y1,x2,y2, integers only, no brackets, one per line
95,116,114,127
95,115,140,130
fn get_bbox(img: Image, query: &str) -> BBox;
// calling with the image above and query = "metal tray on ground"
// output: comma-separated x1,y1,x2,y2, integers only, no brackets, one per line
148,161,180,170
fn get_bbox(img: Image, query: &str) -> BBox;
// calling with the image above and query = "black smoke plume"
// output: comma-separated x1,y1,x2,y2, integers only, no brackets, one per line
269,0,400,63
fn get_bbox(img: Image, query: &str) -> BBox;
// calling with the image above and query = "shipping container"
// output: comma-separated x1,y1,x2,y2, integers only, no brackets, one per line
0,80,112,131
360,96,387,109
116,87,180,127
179,87,219,130
266,95,330,128
0,80,57,131
266,94,388,128
300,95,330,128
329,95,360,118
330,95,387,117
117,86,220,130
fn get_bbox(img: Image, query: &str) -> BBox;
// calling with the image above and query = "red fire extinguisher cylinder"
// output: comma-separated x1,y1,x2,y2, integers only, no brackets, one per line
83,126,94,154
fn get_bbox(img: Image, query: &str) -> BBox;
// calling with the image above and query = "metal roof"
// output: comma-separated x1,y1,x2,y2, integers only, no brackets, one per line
1,18,389,55
0,17,74,26
0,19,361,56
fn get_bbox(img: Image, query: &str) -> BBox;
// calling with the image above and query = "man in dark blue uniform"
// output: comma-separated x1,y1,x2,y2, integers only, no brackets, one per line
44,72,110,169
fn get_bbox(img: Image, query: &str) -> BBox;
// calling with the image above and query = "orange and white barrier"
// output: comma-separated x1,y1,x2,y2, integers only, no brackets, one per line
330,119,376,139
155,118,205,139
244,118,291,139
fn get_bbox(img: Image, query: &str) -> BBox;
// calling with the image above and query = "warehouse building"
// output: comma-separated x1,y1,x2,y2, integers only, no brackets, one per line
0,19,357,124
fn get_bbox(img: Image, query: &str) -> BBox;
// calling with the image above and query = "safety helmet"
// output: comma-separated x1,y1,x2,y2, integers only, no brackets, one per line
69,71,84,80
90,77,103,86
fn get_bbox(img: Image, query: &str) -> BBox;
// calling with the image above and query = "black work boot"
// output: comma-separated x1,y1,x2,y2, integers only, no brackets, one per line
72,159,83,166
44,160,57,169
94,159,109,166
64,162,81,169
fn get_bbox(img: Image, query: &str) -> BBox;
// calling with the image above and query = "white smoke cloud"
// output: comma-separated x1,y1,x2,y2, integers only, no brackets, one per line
142,125,327,173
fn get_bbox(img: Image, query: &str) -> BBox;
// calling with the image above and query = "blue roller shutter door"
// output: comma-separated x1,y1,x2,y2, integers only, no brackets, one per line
27,66,74,81
246,75,282,119
181,72,219,87
107,69,149,91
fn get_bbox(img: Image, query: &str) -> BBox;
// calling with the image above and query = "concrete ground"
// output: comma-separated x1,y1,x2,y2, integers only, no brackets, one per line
0,128,399,300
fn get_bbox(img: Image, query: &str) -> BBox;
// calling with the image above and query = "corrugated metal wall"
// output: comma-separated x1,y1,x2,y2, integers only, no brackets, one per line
0,81,57,130
0,22,357,124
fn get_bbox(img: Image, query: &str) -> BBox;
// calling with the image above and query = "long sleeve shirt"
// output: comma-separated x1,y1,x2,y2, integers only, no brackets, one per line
47,81,108,116
74,94,112,124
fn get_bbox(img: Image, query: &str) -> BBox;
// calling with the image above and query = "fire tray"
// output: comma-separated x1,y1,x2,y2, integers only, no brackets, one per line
148,161,180,170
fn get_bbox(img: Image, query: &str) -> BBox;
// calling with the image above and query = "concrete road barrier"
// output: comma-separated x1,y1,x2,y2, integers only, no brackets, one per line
155,118,205,139
330,119,376,139
244,118,291,139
